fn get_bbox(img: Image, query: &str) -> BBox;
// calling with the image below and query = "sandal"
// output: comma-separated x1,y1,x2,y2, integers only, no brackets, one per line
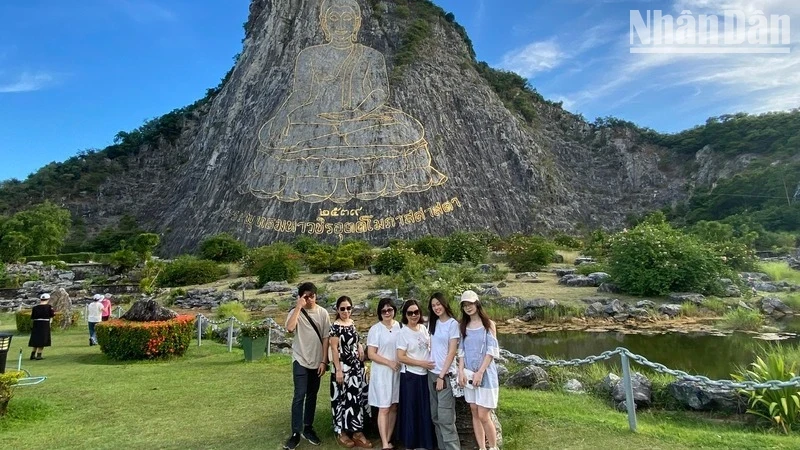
351,432,373,448
338,433,355,448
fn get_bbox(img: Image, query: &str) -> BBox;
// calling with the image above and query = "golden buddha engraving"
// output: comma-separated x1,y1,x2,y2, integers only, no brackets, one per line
241,0,447,204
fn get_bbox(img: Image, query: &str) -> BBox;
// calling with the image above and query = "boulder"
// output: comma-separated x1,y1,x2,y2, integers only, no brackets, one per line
739,272,771,282
477,264,497,273
345,272,362,280
121,299,178,322
588,272,611,284
506,365,549,389
598,373,620,394
658,304,682,318
668,380,744,413
718,278,741,297
574,257,596,265
494,297,521,309
564,379,585,394
612,372,652,407
585,302,606,318
597,282,622,294
521,298,557,311
258,281,292,293
668,293,705,305
758,296,793,317
635,300,656,309
603,299,625,316
628,308,650,319
559,275,597,287
554,268,576,277
367,290,395,299
328,272,348,282
515,272,538,280
480,286,502,297
752,281,781,293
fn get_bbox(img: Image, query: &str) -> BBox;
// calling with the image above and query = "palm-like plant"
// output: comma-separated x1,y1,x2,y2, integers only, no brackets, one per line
732,348,800,434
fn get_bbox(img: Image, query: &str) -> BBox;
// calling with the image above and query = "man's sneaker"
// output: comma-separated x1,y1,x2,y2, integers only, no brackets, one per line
302,428,322,446
283,433,301,450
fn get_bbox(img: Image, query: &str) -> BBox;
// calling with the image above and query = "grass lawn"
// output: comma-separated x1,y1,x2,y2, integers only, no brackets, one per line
3,314,800,450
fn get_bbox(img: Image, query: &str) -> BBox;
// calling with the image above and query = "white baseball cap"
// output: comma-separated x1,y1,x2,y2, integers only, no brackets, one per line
40,293,51,300
460,290,479,303
93,294,103,300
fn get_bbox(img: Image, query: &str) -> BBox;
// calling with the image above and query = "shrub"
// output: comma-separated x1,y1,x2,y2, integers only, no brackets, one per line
733,345,800,434
198,233,248,263
410,236,446,260
15,310,81,334
442,232,488,264
216,301,250,323
95,315,195,360
0,370,24,416
242,243,301,285
374,247,416,275
582,229,612,259
553,233,583,250
506,236,557,272
607,221,729,296
239,323,272,339
109,248,138,273
337,240,374,268
720,308,765,331
576,262,606,276
156,256,227,287
292,236,321,254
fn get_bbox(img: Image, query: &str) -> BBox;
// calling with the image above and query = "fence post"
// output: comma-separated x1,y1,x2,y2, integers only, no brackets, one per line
620,351,638,432
196,314,203,347
266,322,271,357
227,317,234,353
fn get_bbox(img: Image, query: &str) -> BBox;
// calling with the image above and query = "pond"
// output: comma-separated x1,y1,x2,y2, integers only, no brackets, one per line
498,330,800,379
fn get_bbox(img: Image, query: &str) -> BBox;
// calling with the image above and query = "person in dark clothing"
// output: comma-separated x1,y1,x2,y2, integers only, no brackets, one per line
28,293,56,360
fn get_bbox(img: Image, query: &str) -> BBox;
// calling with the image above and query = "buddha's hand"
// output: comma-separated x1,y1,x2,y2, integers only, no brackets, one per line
318,110,358,121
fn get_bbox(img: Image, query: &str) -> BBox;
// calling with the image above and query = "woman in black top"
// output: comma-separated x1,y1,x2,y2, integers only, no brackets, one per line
28,293,55,360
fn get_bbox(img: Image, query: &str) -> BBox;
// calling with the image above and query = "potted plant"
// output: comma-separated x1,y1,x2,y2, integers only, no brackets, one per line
239,323,270,362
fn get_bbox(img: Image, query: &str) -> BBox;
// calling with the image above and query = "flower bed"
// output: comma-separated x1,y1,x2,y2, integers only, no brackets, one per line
96,315,194,360
15,310,81,334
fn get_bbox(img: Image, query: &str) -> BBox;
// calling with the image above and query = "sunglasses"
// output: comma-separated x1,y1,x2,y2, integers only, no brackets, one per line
381,308,395,314
406,309,420,316
338,306,352,312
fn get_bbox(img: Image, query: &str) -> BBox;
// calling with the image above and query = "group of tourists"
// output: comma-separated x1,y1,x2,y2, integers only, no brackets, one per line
284,282,500,450
27,292,114,358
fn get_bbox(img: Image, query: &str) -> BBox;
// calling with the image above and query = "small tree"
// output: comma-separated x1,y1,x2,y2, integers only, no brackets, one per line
132,233,160,262
198,233,248,263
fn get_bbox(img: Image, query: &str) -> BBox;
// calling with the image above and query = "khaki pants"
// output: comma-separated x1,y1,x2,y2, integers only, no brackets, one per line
427,371,461,450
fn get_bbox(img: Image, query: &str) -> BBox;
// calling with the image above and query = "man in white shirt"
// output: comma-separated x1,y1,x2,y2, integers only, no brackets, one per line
87,294,104,346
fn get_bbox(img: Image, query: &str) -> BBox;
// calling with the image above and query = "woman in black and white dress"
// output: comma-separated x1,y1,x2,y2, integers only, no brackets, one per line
28,293,55,360
330,296,372,449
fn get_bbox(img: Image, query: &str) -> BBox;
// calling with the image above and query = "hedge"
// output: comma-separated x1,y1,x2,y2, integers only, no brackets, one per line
96,315,195,360
15,310,81,334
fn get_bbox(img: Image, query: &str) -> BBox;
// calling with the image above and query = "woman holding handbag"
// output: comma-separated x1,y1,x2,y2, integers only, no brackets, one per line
329,296,372,448
367,298,401,450
457,290,500,450
427,292,461,450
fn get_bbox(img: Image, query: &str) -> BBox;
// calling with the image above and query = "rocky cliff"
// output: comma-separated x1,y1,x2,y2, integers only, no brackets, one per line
20,0,701,254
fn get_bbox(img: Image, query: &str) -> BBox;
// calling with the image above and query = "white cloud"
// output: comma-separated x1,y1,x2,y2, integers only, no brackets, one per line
498,40,566,77
0,71,55,93
559,0,800,116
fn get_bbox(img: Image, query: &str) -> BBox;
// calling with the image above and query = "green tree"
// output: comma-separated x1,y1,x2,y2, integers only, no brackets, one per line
198,233,247,262
0,201,71,260
131,233,161,262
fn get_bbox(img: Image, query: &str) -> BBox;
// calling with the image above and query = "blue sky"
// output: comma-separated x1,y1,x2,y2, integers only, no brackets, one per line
1,0,798,182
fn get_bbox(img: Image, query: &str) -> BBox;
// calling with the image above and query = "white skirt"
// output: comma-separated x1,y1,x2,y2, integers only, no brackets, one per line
464,385,499,409
368,363,400,407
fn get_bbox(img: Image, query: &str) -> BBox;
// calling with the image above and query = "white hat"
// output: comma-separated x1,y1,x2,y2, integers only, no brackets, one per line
460,290,479,303
40,293,50,300
104,293,112,298
93,294,103,300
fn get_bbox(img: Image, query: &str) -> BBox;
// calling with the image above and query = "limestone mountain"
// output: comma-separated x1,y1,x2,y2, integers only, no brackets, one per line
2,0,798,255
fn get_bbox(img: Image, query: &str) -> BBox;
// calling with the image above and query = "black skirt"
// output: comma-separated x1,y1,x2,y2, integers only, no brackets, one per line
397,371,436,449
28,320,52,347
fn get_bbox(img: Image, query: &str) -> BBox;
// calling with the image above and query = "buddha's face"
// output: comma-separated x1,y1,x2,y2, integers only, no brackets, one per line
324,6,359,41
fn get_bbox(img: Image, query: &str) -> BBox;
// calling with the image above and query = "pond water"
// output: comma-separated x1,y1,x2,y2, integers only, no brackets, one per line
498,330,800,379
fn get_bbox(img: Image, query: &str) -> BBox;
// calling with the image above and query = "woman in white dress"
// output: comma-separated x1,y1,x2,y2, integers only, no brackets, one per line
457,290,500,450
367,298,401,450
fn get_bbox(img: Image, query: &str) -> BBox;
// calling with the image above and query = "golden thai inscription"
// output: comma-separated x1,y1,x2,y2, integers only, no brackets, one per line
227,197,462,240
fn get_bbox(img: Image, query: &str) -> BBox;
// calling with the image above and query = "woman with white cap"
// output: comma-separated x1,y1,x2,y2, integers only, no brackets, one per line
87,294,104,346
28,293,56,360
457,290,500,450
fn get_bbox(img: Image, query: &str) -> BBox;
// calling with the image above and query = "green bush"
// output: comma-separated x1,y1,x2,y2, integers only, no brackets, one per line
109,249,138,273
15,310,81,334
553,233,583,250
156,256,227,287
374,247,416,275
442,232,487,264
607,220,729,296
292,236,322,254
96,315,194,360
576,262,607,276
242,243,301,285
582,229,612,259
216,301,250,323
733,345,800,434
410,236,447,260
506,235,557,272
720,308,765,331
337,240,374,268
198,233,248,263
